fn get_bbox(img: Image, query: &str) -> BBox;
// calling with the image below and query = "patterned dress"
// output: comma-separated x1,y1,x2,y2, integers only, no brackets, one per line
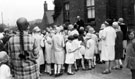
8,32,39,79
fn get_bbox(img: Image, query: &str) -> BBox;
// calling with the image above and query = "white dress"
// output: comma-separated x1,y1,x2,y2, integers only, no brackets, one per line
79,45,86,55
98,30,104,51
65,41,75,64
33,33,44,65
91,33,98,54
0,64,12,79
41,35,52,64
100,26,116,61
45,36,53,64
85,39,95,59
72,39,82,59
52,33,65,64
68,29,79,36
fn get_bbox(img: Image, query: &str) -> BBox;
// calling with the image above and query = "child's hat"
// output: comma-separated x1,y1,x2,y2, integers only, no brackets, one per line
33,26,41,32
85,33,92,39
0,51,9,63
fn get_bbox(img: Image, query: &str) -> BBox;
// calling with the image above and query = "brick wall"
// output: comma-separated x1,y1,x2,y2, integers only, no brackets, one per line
54,0,135,30
69,0,85,24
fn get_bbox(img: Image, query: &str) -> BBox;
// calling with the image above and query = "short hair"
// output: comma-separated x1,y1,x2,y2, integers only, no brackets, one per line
106,19,113,26
68,35,74,40
73,34,79,39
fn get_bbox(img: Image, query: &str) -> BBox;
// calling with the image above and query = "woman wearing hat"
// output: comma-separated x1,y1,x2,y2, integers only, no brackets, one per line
101,19,116,74
32,26,44,74
98,23,106,63
112,22,123,70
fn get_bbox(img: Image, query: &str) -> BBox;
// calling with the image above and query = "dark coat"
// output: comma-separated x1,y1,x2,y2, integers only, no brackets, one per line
115,31,123,59
76,19,84,28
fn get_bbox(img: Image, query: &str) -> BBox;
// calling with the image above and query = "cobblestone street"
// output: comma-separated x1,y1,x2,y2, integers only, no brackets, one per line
41,64,131,79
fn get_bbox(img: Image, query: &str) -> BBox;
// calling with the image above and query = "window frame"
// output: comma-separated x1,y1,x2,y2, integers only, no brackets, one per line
86,0,95,22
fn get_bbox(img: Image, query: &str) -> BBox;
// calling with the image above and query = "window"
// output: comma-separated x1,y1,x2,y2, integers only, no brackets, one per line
64,2,70,22
86,0,95,19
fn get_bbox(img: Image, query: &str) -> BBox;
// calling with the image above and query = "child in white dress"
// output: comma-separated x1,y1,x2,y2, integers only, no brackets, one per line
84,33,95,70
79,42,86,70
32,26,44,74
65,36,76,75
72,34,81,71
41,32,53,75
0,51,12,79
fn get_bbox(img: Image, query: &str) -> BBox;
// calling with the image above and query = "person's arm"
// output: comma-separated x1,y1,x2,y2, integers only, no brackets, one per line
40,37,45,47
1,65,12,79
7,66,12,79
66,43,79,53
32,39,39,59
86,40,90,49
101,30,106,40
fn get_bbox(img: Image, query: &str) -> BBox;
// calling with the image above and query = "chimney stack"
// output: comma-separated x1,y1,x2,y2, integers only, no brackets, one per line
44,1,48,12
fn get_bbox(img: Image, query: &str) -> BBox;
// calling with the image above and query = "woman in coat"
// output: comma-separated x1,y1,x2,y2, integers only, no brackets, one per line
41,32,53,75
113,22,123,69
32,26,44,74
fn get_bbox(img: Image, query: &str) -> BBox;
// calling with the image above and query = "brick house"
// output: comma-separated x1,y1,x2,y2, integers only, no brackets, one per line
41,1,54,29
53,0,135,31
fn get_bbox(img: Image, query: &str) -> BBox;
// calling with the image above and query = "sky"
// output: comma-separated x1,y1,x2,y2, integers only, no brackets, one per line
0,0,54,26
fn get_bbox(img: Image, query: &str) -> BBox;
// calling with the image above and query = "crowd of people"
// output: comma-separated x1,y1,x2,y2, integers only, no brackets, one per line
0,16,135,79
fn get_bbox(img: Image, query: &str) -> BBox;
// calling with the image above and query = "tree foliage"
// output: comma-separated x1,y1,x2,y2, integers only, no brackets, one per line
0,24,7,32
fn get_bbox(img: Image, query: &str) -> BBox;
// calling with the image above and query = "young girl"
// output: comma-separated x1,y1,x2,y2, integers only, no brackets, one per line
72,34,82,71
79,41,86,70
84,33,95,70
41,31,53,75
0,51,12,79
65,36,75,75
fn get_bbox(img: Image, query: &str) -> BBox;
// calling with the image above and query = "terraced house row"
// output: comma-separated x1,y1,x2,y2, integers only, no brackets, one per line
52,0,135,31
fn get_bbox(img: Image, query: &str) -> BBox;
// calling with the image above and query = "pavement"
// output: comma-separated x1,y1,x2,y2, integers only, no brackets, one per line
40,63,131,79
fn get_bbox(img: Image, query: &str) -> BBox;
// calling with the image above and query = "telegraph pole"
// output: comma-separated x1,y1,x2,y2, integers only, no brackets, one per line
1,12,3,25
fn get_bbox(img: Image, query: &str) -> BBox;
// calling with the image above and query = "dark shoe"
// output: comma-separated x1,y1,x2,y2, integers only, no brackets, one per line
92,66,95,69
67,72,75,75
75,69,79,72
88,68,92,70
102,70,111,74
115,67,122,70
57,73,63,77
120,65,123,69
112,66,122,70
54,74,58,77
49,73,53,76
82,68,86,71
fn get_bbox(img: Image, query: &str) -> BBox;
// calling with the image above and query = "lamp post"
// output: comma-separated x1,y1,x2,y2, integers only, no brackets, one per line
1,12,3,25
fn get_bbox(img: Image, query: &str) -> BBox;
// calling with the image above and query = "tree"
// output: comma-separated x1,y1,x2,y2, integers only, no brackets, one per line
0,24,7,32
